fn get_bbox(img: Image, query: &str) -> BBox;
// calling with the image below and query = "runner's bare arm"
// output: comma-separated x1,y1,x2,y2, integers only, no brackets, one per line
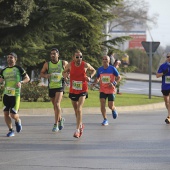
115,74,121,84
110,74,121,87
17,74,30,88
22,74,30,83
156,72,164,78
62,60,68,68
40,62,51,79
86,63,96,78
91,76,100,89
0,77,3,83
62,63,70,78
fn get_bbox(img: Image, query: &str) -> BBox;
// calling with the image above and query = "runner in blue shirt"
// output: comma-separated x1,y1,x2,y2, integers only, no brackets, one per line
92,55,121,126
156,52,170,124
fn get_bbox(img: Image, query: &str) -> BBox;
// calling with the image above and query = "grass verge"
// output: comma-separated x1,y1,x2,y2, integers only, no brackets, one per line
3,90,163,109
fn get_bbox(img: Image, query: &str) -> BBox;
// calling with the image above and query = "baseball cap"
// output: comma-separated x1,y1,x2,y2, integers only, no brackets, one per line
9,52,17,58
51,48,59,53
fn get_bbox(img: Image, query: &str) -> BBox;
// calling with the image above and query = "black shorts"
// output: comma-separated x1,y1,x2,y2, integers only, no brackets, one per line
69,92,88,101
3,94,20,114
100,92,115,101
161,90,170,96
49,88,64,98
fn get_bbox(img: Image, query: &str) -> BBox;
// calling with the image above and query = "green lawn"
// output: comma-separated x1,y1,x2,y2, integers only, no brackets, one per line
3,89,163,109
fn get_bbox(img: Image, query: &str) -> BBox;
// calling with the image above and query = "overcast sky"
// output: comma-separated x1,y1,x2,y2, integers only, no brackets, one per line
146,0,170,48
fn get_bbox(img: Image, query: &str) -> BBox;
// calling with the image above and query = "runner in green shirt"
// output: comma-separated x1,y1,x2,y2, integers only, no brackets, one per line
0,52,30,137
40,48,68,132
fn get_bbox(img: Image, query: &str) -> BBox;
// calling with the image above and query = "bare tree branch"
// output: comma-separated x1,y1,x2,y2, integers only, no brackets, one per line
108,0,158,32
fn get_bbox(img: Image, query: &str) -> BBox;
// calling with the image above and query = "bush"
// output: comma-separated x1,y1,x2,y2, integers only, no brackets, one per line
0,84,4,100
21,81,50,102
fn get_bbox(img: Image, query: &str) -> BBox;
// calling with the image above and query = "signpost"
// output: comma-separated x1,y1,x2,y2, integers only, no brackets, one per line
141,41,160,99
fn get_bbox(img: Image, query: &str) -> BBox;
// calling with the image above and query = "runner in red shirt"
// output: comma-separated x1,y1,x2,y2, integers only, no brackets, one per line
63,49,96,138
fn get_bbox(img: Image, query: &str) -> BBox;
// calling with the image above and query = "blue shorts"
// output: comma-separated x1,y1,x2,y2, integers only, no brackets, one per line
100,92,115,101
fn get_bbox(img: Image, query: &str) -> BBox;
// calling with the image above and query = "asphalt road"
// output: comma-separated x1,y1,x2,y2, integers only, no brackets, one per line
120,80,162,96
0,109,170,170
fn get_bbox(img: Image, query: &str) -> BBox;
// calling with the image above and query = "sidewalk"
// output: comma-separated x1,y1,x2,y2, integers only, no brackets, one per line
19,73,164,116
124,72,161,82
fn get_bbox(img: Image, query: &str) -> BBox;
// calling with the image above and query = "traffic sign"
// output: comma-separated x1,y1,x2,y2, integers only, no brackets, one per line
141,41,160,53
141,41,160,99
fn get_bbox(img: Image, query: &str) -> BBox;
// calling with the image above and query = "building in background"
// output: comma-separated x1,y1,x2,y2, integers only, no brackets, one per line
108,20,146,51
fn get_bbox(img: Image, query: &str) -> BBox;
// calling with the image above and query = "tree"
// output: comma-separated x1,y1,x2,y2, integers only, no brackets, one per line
0,0,35,28
125,48,161,74
108,0,158,33
0,0,129,71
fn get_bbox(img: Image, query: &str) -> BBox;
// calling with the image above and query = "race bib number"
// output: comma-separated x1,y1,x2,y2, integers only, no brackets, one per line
72,80,82,90
5,87,15,96
51,73,62,82
165,76,170,84
101,76,110,84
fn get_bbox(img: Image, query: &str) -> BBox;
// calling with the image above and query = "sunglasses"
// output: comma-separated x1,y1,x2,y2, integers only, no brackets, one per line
75,56,83,59
167,56,170,58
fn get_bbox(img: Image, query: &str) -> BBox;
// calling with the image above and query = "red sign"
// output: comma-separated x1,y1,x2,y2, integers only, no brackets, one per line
129,34,146,49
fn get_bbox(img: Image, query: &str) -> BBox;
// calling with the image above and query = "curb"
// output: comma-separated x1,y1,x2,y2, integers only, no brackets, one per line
18,102,165,116
126,78,161,83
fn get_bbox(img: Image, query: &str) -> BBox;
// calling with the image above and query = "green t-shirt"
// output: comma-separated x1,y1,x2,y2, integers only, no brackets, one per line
48,60,64,89
0,65,26,96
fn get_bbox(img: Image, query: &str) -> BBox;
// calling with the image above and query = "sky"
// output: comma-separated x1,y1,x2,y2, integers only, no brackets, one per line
146,0,170,48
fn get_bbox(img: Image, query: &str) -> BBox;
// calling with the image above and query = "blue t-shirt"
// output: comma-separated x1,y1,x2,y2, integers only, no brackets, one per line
96,65,119,93
157,62,170,90
97,65,119,78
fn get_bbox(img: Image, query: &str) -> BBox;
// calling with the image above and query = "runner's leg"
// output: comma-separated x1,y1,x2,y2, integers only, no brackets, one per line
4,111,12,130
76,96,86,130
100,98,107,119
52,91,63,124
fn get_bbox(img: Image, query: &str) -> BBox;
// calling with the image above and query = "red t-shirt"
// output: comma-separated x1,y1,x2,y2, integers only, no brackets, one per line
69,61,88,94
